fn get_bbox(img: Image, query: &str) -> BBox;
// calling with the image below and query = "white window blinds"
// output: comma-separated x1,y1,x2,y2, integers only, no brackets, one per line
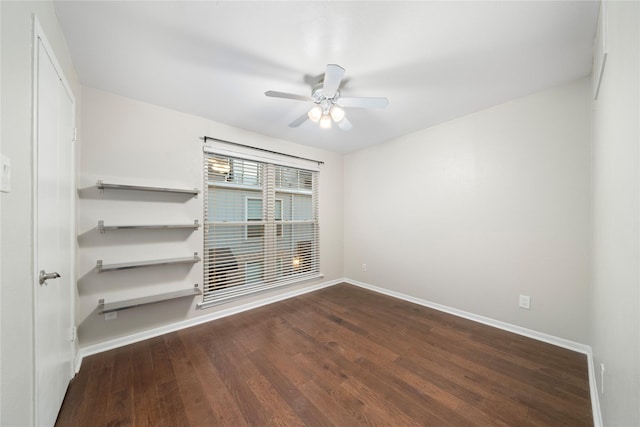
201,151,320,306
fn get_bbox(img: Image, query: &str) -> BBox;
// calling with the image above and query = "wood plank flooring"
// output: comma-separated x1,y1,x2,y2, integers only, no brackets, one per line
56,283,593,426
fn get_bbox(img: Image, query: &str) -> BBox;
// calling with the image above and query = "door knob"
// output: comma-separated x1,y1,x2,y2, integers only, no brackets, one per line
39,270,61,285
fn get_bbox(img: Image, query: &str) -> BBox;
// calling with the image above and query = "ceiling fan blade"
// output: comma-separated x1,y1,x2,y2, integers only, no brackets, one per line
265,91,312,102
288,112,309,128
322,64,345,98
336,116,353,131
337,97,389,109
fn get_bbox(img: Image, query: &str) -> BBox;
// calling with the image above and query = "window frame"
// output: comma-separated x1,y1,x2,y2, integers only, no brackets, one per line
200,147,321,309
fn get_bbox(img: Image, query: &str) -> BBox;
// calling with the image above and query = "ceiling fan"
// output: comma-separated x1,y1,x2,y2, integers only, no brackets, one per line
265,64,389,131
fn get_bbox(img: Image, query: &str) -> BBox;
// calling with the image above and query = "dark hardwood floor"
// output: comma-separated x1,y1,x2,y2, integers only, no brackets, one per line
56,283,593,426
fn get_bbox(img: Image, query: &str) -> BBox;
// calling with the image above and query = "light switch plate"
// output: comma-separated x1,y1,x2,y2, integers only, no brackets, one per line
0,154,11,193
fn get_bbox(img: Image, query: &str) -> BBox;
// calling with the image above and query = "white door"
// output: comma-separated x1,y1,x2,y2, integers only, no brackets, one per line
34,23,75,427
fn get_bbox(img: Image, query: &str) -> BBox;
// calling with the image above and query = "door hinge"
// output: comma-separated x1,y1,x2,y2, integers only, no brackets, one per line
72,127,77,142
71,326,77,342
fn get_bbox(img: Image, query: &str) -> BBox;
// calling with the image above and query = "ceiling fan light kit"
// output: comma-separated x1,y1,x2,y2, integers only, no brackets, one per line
307,105,323,122
319,114,332,129
330,105,345,122
265,64,389,131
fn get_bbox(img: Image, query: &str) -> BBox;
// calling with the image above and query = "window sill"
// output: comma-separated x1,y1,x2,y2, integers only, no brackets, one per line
196,273,324,310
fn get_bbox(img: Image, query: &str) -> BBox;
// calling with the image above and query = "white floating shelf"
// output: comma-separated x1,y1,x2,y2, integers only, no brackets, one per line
96,253,200,272
98,220,200,233
96,180,199,196
98,285,202,314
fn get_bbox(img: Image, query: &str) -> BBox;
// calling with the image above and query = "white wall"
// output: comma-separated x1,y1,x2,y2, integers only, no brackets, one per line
0,2,80,425
344,78,591,344
590,1,640,425
77,87,344,348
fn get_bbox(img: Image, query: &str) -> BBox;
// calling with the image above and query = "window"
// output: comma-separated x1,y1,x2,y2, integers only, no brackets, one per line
245,261,263,285
246,198,282,238
202,151,320,307
246,197,263,239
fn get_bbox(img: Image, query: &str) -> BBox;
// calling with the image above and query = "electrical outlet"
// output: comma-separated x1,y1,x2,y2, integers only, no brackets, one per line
105,312,117,321
361,263,367,272
519,295,531,310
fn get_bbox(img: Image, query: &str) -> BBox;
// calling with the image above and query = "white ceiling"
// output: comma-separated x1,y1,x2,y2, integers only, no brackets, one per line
54,1,599,153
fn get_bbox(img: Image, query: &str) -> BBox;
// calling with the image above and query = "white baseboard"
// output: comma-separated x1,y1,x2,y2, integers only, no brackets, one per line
344,279,589,352
75,277,345,372
74,277,602,426
343,278,602,427
586,350,603,427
